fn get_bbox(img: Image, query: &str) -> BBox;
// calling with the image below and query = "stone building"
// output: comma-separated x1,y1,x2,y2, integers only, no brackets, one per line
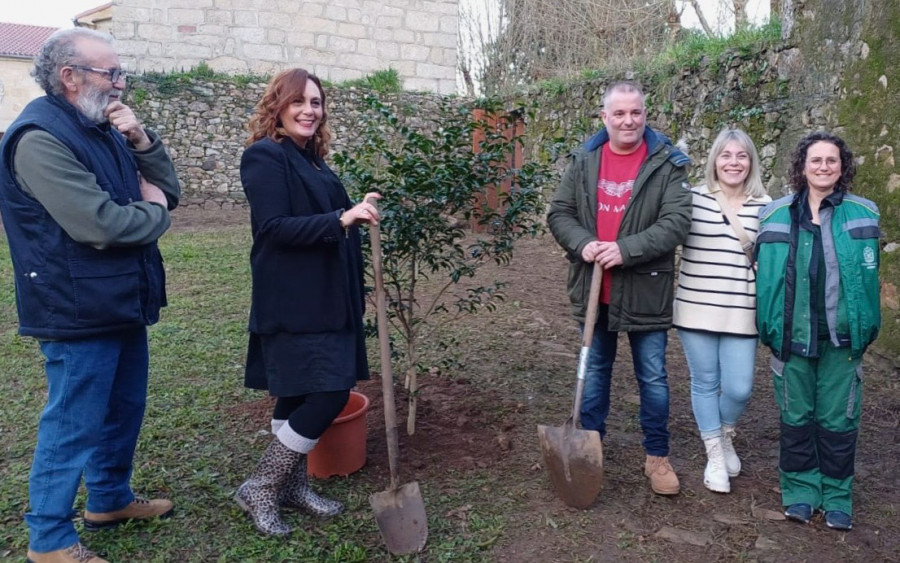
110,0,459,94
75,2,114,32
0,23,58,134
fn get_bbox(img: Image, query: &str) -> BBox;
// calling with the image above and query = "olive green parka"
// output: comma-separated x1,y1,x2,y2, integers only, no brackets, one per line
547,127,692,331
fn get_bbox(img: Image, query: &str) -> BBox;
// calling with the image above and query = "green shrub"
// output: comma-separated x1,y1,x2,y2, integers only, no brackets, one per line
334,95,551,434
340,68,403,93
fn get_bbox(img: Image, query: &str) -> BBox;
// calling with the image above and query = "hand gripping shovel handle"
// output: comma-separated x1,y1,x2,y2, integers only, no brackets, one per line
572,262,603,428
368,198,402,491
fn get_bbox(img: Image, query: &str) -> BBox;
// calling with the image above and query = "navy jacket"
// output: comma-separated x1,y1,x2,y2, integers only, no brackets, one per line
240,137,365,334
0,95,167,339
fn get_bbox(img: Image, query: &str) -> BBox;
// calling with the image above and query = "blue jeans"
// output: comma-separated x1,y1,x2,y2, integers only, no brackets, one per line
27,327,149,553
678,329,757,438
580,305,671,456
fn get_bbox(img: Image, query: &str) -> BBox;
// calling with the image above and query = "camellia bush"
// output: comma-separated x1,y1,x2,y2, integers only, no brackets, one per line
334,95,551,435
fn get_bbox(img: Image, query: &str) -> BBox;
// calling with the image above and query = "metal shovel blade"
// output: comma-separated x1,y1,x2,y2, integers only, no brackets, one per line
537,420,603,509
369,481,428,555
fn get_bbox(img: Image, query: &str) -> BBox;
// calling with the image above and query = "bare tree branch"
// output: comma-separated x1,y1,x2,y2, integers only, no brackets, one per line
687,0,716,35
665,0,684,43
477,0,673,94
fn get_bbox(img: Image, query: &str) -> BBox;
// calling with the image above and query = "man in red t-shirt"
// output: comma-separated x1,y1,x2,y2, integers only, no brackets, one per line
548,81,692,496
593,133,647,303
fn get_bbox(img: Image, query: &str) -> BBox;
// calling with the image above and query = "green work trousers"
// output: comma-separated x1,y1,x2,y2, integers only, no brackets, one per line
771,341,862,515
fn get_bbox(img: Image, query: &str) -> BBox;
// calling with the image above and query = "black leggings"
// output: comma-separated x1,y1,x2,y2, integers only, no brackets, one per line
273,390,350,440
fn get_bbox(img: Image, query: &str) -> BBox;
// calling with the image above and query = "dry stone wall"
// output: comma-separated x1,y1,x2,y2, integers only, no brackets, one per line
127,78,445,208
128,12,898,361
112,0,458,95
123,43,843,212
522,46,793,194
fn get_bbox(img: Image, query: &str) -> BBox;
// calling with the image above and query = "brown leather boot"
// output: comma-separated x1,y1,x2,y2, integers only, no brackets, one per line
26,542,108,563
83,497,174,530
644,455,680,495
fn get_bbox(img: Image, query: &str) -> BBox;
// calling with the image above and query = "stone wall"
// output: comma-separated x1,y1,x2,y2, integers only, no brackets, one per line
127,77,446,207
521,45,793,194
127,0,898,361
111,0,459,95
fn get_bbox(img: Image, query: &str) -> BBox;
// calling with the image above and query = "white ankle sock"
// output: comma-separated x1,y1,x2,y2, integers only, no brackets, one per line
271,419,286,435
276,423,318,454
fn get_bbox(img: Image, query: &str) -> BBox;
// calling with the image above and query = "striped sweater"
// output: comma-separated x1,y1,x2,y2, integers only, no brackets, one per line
673,183,771,336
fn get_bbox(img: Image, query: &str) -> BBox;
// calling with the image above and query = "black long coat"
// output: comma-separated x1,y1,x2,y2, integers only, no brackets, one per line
240,136,368,394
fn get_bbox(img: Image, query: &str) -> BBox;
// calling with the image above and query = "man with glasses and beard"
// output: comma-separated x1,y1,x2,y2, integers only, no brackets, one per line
0,28,179,563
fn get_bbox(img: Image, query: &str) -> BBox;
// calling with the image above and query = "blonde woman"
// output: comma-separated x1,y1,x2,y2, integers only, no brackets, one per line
673,129,771,493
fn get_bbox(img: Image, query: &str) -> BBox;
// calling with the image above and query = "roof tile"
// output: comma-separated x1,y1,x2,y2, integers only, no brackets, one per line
0,23,59,58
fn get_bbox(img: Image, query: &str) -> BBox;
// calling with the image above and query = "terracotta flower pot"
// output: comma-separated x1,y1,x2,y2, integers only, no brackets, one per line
307,390,369,478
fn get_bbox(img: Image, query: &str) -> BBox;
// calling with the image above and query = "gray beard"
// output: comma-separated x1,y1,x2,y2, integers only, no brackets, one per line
76,84,120,123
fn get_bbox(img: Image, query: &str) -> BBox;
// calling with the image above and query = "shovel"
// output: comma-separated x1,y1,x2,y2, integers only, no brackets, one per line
367,201,428,555
537,261,604,509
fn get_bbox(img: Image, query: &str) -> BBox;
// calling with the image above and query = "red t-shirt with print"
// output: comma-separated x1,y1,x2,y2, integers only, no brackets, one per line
596,141,646,304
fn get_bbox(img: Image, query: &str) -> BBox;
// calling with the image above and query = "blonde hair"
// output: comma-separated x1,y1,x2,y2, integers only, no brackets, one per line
704,128,766,198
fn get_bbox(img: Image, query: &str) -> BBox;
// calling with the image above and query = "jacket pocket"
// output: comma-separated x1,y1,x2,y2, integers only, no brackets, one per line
845,219,881,241
771,356,788,414
626,262,673,317
846,364,863,419
757,228,790,245
566,261,589,311
69,258,142,324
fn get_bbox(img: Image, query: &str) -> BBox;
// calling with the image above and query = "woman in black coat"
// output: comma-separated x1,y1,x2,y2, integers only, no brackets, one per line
234,68,380,536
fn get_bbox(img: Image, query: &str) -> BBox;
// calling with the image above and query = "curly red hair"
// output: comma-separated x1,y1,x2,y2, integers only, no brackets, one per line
246,68,332,157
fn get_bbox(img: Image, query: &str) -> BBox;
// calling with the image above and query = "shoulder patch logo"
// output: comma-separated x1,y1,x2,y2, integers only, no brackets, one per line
682,181,691,191
863,246,877,269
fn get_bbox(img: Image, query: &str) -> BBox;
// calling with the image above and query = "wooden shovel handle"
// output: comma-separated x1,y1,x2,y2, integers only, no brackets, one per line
572,262,603,425
368,197,401,490
582,262,603,348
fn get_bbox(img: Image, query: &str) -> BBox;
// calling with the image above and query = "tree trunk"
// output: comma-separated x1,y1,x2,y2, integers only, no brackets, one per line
734,0,749,30
665,1,682,43
688,0,715,36
770,0,782,17
459,60,476,97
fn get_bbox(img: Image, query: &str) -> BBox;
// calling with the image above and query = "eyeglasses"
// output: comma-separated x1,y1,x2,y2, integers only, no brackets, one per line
69,65,127,83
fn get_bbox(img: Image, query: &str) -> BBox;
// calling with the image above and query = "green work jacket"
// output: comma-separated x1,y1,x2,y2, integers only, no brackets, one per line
756,190,881,360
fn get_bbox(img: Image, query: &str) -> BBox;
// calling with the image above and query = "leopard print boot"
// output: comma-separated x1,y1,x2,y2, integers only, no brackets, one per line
278,456,344,518
234,438,301,536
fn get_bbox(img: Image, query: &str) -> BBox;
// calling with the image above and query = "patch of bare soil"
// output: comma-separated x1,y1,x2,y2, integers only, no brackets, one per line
212,201,900,562
169,202,250,232
225,376,509,483
486,236,900,563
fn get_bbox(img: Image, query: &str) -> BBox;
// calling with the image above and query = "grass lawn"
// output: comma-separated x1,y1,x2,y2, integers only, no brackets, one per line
0,224,504,562
4,219,899,562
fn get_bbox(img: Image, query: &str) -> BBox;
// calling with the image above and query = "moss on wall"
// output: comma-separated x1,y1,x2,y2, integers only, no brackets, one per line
519,41,790,196
516,0,900,362
833,1,900,361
